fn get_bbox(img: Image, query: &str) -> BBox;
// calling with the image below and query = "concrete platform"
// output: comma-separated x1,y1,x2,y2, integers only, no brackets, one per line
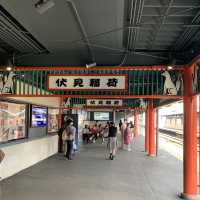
0,136,183,200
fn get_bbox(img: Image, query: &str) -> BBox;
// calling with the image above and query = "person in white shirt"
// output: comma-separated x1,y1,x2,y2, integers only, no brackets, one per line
82,125,90,144
62,120,76,160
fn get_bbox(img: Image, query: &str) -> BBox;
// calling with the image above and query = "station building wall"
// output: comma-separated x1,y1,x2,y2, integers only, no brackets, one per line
0,97,60,180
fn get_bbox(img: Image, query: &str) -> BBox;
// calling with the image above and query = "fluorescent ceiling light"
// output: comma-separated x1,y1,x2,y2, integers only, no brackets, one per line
35,0,55,14
167,66,173,70
86,62,96,68
6,66,12,71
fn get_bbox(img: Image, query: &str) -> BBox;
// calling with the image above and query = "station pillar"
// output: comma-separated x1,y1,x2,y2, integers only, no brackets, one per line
181,66,198,198
145,108,149,152
134,111,138,138
148,100,155,156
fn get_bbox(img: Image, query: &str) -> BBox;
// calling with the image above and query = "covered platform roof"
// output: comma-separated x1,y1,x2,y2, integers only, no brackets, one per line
0,0,200,66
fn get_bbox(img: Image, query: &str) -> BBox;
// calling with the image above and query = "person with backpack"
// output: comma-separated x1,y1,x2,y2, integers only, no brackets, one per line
0,150,4,164
108,122,117,160
0,149,5,180
62,119,76,160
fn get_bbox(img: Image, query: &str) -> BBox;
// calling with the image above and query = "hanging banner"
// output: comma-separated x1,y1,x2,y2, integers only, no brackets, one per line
87,99,123,107
48,75,127,90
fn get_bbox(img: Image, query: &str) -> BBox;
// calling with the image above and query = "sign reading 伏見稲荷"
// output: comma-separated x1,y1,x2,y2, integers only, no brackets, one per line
87,99,123,107
48,75,127,90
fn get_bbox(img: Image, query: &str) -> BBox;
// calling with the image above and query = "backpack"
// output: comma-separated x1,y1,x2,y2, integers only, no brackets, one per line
62,129,68,141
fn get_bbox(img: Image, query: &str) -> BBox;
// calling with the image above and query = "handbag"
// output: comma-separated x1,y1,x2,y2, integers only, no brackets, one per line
0,150,5,163
62,129,68,141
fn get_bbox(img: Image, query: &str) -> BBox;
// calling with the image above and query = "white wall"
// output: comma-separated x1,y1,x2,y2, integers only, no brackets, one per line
7,97,60,107
0,135,58,180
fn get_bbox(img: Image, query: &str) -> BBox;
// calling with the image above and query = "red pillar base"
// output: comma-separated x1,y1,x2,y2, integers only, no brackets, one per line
179,193,200,200
147,154,155,157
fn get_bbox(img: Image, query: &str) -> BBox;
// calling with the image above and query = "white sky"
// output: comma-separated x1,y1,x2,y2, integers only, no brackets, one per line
159,96,199,116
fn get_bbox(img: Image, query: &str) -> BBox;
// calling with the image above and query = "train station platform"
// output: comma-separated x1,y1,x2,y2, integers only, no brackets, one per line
0,135,183,200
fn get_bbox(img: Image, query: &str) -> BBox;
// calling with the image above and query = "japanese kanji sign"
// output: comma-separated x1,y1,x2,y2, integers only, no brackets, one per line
87,99,123,107
48,75,127,90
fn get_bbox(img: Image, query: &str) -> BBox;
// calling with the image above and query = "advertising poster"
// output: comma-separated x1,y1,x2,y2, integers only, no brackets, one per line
0,101,26,143
48,108,59,133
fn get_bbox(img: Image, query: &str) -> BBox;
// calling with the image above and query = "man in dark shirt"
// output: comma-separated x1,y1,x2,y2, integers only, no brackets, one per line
108,122,117,160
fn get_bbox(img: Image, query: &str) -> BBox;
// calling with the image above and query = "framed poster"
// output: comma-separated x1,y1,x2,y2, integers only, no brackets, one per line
48,108,59,133
0,101,26,143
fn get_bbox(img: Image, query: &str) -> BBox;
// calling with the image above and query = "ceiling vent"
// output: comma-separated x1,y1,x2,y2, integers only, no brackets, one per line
0,5,49,55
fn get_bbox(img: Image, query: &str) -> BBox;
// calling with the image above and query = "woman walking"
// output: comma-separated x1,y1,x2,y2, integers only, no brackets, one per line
124,123,132,151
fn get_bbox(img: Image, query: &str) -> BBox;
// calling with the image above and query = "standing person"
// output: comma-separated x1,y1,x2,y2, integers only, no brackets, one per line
58,120,68,153
0,149,5,180
103,122,109,138
108,122,117,160
130,121,134,138
82,125,90,144
124,123,132,151
120,119,127,149
98,124,104,144
90,124,98,143
62,119,76,160
119,120,122,130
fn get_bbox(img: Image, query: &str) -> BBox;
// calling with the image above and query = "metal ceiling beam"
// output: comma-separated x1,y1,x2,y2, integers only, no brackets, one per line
129,0,144,50
183,24,200,27
77,41,169,60
142,6,200,27
144,5,200,8
65,0,95,63
173,9,200,50
120,0,144,66
146,0,175,50
120,0,136,66
0,5,49,54
142,14,194,17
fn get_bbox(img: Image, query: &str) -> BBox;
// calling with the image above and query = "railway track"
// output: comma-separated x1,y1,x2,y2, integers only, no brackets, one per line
159,128,200,151
159,128,183,145
159,131,183,146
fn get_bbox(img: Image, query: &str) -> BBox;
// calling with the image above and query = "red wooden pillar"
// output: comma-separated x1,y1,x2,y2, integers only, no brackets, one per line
181,66,197,198
59,96,63,129
148,100,155,156
145,105,149,153
58,96,63,153
134,111,138,138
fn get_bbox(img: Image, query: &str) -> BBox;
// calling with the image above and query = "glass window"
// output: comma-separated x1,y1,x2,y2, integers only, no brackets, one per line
48,108,59,133
0,101,26,143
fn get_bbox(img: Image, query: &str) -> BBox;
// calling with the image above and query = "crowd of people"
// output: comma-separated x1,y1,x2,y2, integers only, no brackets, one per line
61,119,134,161
82,123,109,144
